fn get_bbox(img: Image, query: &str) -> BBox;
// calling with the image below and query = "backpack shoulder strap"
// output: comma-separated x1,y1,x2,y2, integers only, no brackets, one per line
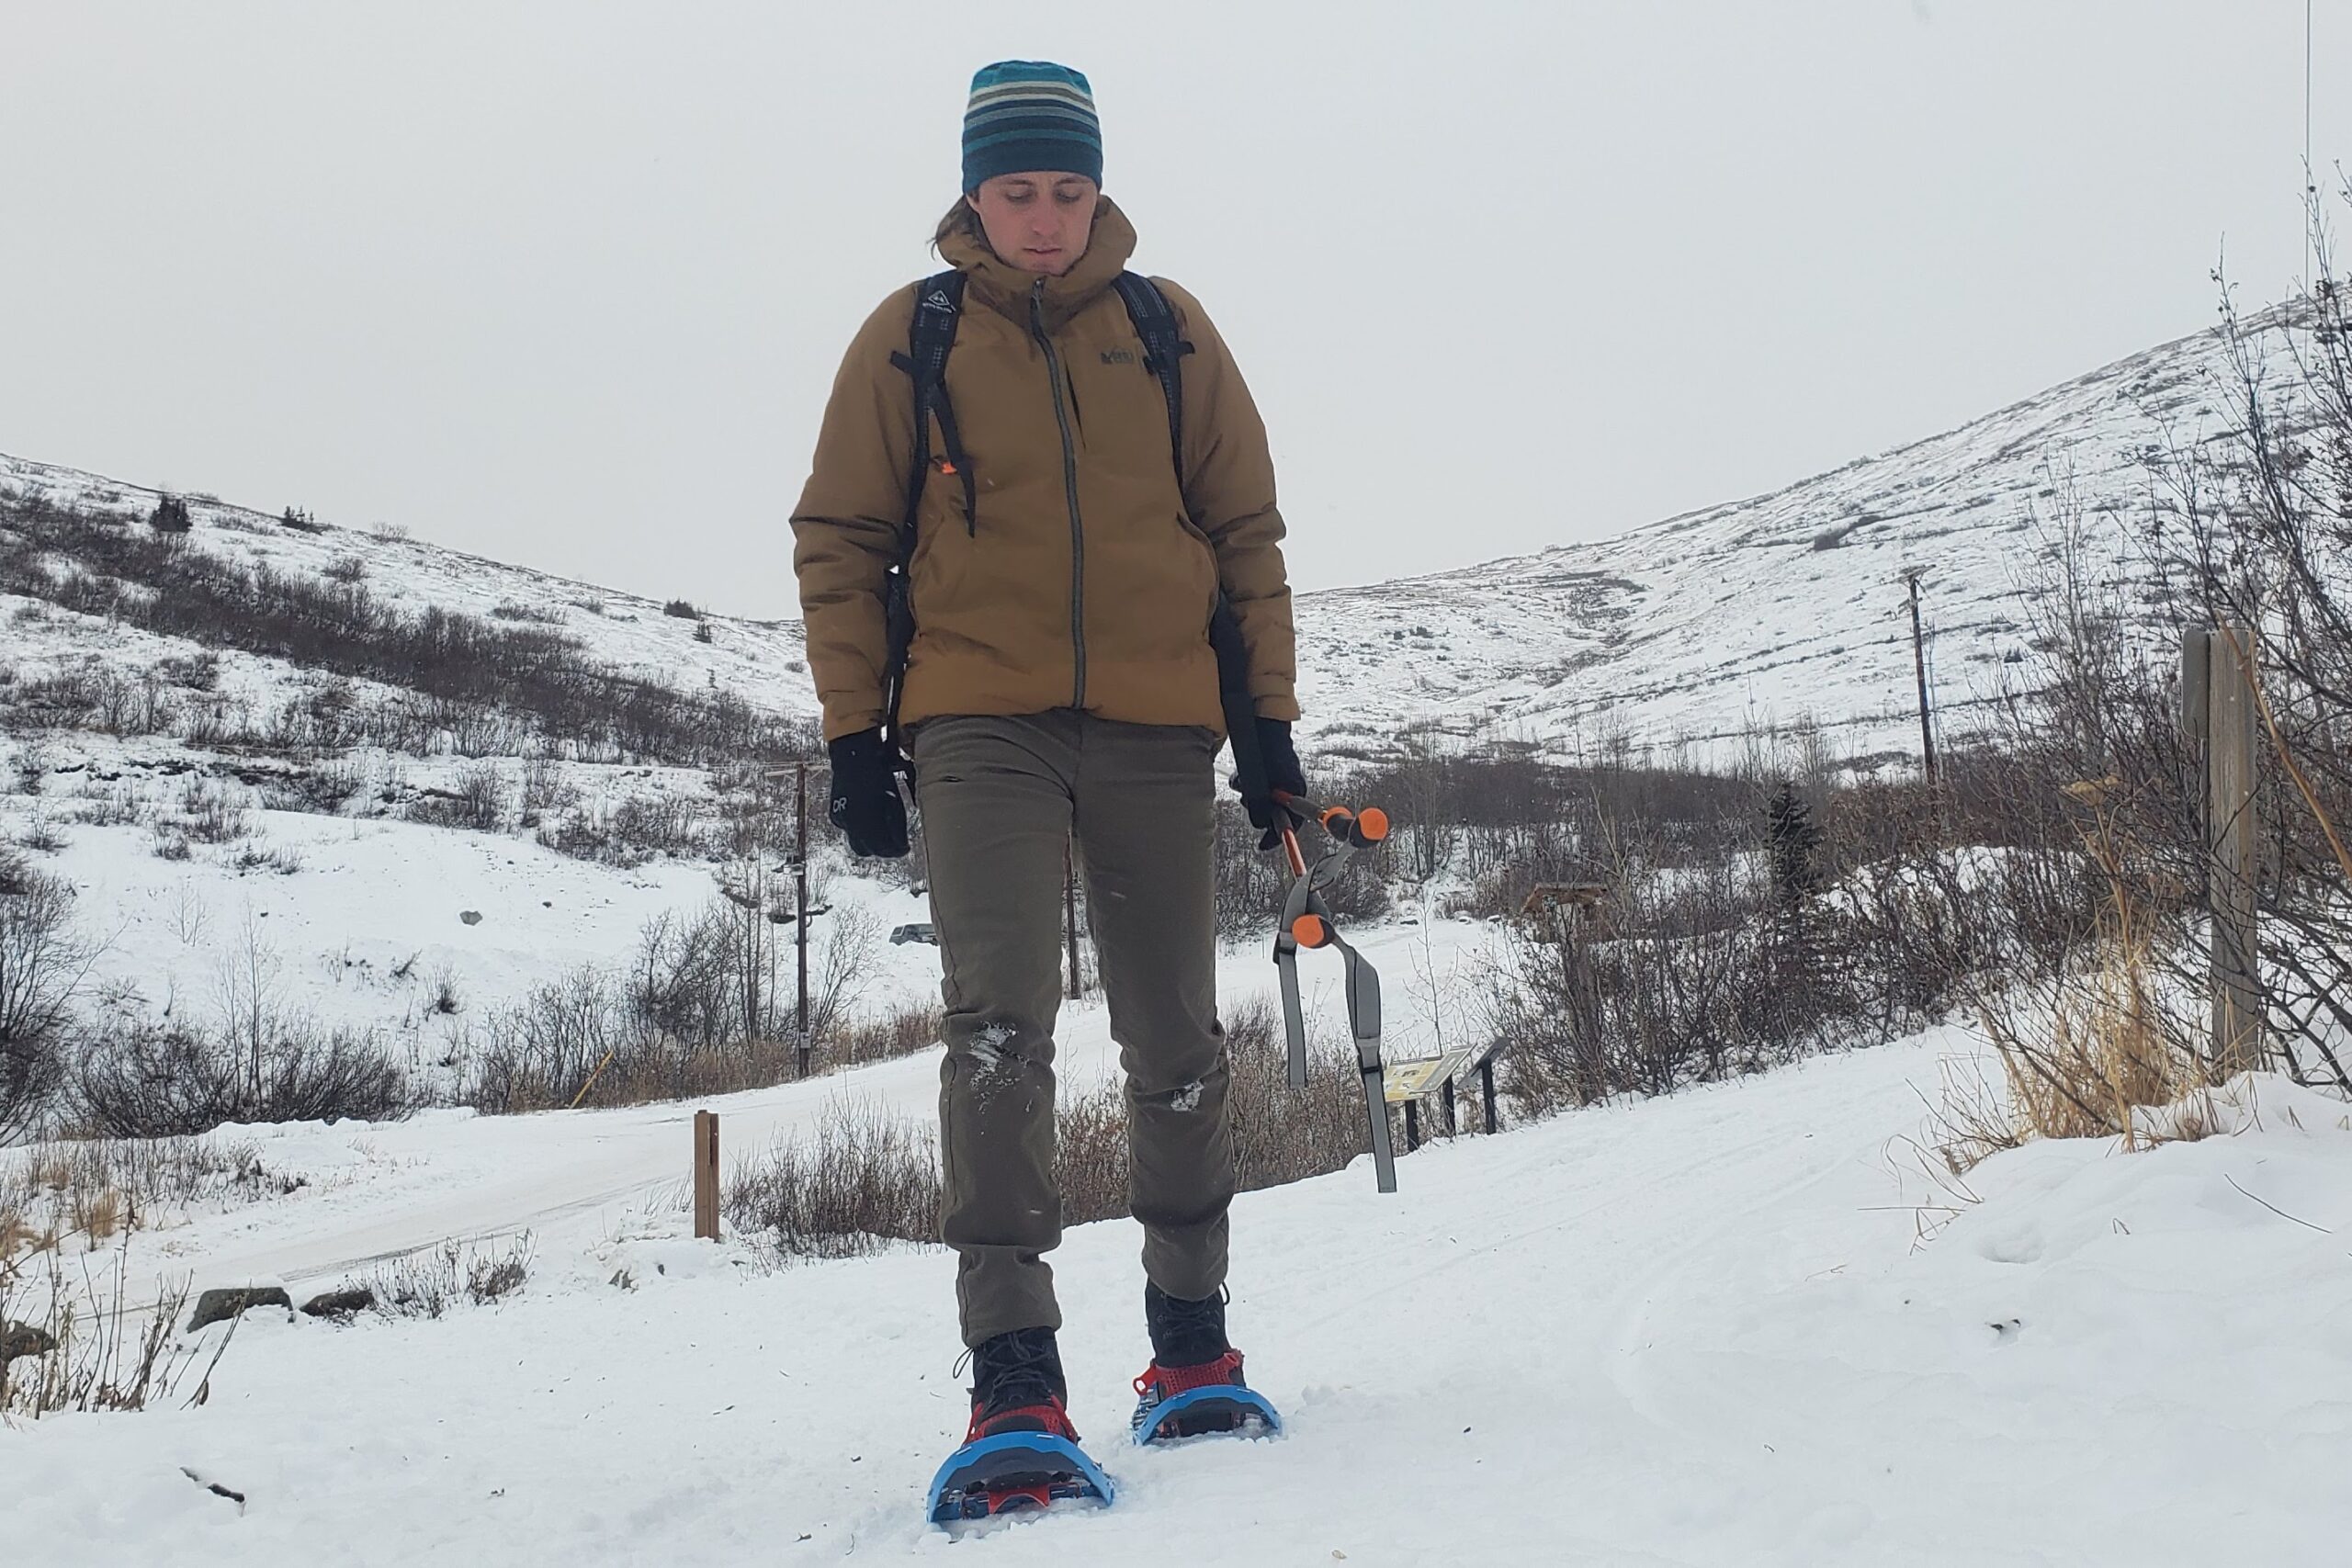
1110,272,1194,490
1114,274,1257,728
877,270,967,759
888,270,974,539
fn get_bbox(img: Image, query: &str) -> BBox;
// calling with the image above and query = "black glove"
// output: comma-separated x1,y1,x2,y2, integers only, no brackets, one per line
1231,717,1307,851
827,728,909,859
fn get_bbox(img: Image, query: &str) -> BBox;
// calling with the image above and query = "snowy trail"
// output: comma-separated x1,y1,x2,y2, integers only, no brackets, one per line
123,915,1466,1304
13,1029,2346,1564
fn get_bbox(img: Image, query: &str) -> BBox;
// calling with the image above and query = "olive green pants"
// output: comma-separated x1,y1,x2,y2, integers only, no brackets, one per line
912,711,1234,1348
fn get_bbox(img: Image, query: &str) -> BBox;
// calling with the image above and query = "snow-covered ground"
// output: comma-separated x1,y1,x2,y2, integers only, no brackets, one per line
7,1031,2346,1565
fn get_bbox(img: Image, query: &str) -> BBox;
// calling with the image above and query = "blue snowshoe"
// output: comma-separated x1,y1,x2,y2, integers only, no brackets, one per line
1130,1349,1283,1445
926,1327,1114,1526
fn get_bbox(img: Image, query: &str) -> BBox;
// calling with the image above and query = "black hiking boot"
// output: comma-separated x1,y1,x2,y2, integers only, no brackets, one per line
1131,1282,1282,1445
1143,1281,1230,1368
967,1325,1076,1442
927,1326,1107,1525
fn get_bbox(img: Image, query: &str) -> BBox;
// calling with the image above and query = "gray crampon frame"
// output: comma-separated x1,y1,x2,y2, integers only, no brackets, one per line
1271,799,1397,1194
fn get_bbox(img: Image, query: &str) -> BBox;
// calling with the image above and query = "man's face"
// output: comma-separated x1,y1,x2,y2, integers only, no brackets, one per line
968,172,1099,276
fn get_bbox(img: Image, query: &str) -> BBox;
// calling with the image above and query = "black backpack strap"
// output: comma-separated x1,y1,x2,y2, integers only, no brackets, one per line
888,270,975,539
878,269,969,761
1112,274,1259,761
1110,272,1194,488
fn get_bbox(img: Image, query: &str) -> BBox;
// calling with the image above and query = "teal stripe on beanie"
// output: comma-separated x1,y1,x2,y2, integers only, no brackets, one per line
963,60,1102,191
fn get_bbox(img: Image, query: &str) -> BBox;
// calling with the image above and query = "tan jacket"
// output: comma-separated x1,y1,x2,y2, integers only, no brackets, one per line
791,197,1298,743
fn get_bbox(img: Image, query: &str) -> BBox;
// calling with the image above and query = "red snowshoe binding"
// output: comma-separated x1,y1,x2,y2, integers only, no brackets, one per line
1129,1283,1283,1445
925,1328,1114,1525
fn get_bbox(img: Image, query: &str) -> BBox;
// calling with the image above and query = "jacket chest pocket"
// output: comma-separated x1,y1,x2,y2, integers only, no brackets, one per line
1067,347,1181,483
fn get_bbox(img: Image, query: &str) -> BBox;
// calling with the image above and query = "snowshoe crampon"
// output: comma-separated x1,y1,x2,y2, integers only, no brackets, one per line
924,1431,1115,1526
1131,1354,1283,1446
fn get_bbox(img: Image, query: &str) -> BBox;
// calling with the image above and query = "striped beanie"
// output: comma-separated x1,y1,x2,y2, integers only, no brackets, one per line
962,61,1102,193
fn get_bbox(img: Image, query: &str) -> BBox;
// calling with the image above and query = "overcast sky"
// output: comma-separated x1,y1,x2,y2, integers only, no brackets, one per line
2,2,2344,617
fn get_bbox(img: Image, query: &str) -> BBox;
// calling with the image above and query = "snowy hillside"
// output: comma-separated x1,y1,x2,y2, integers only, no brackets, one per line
8,1032,2346,1564
0,450,819,720
1292,309,2294,762
3,302,2297,775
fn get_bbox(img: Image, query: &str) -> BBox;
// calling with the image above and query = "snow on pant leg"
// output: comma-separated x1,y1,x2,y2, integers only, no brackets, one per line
1071,717,1233,1303
912,714,1078,1348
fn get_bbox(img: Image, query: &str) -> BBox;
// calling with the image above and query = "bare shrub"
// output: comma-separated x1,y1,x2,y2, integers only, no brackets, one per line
255,758,366,816
519,753,573,827
0,1253,228,1417
464,901,889,1112
70,783,144,828
228,841,303,875
354,1233,534,1319
72,1019,413,1137
537,792,706,864
1,1133,303,1248
831,998,944,1068
90,667,177,736
1955,791,2207,1167
723,1098,938,1258
175,777,250,844
408,761,505,832
0,852,96,1144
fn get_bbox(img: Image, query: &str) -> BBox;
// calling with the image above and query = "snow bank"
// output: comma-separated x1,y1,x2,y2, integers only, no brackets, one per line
6,1032,2346,1564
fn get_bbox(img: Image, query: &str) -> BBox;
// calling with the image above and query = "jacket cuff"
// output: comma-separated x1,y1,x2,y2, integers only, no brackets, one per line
822,708,887,744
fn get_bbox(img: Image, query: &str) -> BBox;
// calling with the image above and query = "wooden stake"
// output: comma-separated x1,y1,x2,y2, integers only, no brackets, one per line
693,1110,720,1241
2203,627,2263,1075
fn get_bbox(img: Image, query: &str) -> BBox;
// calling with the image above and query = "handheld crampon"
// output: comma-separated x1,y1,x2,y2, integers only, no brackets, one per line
1270,793,1398,1194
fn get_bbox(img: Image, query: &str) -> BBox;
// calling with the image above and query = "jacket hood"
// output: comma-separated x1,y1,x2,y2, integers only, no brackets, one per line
936,195,1139,333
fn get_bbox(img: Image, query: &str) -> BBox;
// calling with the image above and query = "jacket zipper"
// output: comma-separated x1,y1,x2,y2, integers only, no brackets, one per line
1031,277,1087,710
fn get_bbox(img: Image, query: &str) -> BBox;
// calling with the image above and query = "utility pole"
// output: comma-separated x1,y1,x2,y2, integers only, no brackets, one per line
795,761,811,1077
1064,838,1082,1000
1905,570,1939,789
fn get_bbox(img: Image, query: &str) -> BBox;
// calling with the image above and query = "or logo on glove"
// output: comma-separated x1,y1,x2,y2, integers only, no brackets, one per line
828,728,910,859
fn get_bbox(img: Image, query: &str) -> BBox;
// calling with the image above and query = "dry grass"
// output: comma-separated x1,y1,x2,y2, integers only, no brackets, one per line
353,1233,536,1319
0,1249,232,1417
723,1099,939,1258
1950,800,2210,1173
1,1134,305,1255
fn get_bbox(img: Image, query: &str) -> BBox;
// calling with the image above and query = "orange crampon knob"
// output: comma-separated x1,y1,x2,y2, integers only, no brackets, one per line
1291,914,1329,949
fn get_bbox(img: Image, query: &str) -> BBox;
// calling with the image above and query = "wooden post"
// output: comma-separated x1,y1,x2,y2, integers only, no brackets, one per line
2204,627,2263,1075
795,762,811,1078
1441,1075,1458,1136
1403,1099,1420,1153
1906,570,1939,790
1480,1055,1498,1134
1064,840,1081,1000
693,1110,720,1241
